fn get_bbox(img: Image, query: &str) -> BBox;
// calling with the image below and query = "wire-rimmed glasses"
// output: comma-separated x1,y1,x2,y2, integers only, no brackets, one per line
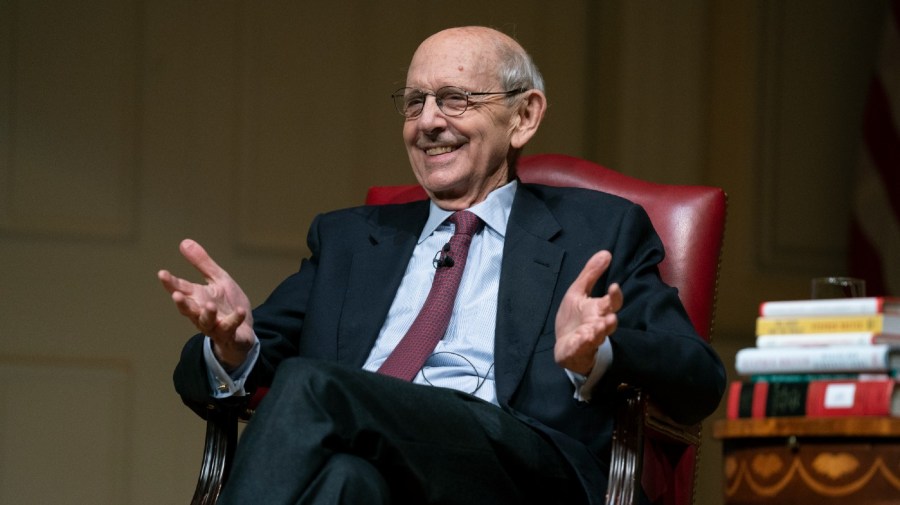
391,86,528,118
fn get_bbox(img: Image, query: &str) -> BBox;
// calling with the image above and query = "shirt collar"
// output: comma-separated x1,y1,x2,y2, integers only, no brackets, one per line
418,180,518,243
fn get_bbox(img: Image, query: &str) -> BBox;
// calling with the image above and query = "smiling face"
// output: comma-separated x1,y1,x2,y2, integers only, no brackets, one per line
402,27,544,209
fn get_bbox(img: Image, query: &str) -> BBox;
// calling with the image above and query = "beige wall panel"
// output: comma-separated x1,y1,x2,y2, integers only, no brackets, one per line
0,1,9,185
757,0,886,274
0,359,132,504
236,3,363,253
0,0,139,239
517,1,591,159
616,0,709,184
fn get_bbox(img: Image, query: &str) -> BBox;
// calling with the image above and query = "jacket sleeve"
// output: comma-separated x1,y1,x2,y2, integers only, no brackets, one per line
602,203,726,425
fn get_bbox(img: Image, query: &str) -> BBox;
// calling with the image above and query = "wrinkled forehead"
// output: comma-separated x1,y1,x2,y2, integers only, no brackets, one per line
405,32,501,90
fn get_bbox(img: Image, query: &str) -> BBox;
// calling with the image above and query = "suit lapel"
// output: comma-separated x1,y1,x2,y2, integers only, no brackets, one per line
494,185,565,405
337,202,428,367
331,188,564,400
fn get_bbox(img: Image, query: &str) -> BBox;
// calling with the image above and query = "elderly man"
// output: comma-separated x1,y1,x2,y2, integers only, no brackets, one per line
160,26,724,505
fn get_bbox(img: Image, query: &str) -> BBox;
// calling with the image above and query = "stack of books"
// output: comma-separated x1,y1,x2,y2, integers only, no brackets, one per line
728,297,900,419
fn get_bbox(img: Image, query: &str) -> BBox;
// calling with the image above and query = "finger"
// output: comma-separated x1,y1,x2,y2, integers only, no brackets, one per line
217,307,247,334
576,323,607,348
576,309,617,340
158,269,196,297
602,312,618,335
198,302,218,333
157,269,178,293
566,251,612,298
607,283,623,313
171,291,202,320
179,239,228,282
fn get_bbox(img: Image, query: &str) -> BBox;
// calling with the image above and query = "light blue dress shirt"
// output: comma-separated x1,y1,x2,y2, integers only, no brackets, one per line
206,181,612,403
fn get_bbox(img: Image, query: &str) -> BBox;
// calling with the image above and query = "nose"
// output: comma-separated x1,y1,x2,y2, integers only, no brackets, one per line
415,94,448,132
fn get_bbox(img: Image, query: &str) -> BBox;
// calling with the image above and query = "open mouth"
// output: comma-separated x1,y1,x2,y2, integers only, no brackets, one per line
425,145,457,156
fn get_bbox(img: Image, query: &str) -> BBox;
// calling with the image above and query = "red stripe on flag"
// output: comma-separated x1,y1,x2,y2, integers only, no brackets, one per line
850,0,899,296
861,76,900,224
892,0,900,33
848,219,887,296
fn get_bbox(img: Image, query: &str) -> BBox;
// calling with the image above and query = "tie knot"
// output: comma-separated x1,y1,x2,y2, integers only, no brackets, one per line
449,210,481,237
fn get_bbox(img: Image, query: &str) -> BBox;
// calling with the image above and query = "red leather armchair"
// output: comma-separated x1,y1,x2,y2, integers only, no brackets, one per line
189,154,727,505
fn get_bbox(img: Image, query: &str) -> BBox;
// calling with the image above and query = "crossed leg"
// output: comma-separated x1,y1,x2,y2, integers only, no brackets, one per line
219,358,586,505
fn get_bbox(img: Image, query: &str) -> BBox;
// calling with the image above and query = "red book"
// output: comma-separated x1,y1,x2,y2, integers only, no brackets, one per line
726,378,899,419
806,379,899,417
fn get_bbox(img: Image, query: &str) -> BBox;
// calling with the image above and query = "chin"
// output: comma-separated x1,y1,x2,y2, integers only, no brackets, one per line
415,157,462,183
422,175,463,195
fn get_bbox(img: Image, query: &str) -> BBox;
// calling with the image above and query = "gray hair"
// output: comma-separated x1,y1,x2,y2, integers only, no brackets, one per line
495,38,545,93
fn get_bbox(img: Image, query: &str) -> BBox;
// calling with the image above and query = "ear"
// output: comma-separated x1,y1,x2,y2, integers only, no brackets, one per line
509,89,547,149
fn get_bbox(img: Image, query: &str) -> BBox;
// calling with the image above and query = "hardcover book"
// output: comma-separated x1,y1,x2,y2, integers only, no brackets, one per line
755,314,900,336
726,378,899,418
758,297,900,317
734,344,900,375
756,332,900,348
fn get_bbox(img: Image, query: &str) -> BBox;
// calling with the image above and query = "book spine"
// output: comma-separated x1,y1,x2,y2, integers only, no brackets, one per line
755,332,878,348
748,372,890,382
725,381,807,419
734,345,892,375
726,381,743,419
726,381,771,418
755,315,887,335
806,379,896,416
725,379,897,418
758,297,888,317
751,382,769,417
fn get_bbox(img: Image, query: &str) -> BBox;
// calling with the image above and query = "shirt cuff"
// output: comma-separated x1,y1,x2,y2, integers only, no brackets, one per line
565,338,614,402
204,335,260,398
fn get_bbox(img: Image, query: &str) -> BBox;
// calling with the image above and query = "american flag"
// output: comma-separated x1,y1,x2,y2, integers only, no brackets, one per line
850,0,900,296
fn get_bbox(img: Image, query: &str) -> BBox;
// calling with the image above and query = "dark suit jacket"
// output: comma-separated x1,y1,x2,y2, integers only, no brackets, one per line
174,183,726,503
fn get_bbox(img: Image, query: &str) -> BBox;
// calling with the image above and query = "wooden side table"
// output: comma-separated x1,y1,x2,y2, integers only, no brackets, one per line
713,417,900,504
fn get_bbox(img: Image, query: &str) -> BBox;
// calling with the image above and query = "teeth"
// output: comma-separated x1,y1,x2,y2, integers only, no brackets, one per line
426,146,454,156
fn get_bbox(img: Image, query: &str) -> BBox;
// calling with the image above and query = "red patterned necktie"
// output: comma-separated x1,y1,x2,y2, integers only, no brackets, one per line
377,210,482,381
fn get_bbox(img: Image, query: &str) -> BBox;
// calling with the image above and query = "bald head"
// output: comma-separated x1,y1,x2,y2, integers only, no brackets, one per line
409,27,544,94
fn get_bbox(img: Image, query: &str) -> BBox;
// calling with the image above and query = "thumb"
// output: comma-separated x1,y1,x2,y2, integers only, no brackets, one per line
566,250,612,298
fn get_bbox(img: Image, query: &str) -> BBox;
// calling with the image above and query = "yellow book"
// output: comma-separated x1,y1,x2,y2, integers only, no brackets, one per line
755,314,900,335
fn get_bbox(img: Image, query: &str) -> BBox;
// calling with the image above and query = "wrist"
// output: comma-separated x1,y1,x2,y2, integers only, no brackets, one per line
212,343,248,371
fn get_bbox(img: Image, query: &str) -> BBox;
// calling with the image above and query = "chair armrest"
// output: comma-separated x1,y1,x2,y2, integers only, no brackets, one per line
190,387,267,505
607,385,646,505
645,401,701,447
190,405,239,505
606,385,702,505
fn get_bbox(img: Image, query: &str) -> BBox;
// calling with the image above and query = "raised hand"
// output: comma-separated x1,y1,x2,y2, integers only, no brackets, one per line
554,250,624,375
158,239,255,369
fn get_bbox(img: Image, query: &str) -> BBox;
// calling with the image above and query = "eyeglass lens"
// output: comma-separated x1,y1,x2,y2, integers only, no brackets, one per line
393,87,470,118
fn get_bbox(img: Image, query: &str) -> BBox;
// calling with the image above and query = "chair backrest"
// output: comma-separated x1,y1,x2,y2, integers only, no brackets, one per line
366,153,727,343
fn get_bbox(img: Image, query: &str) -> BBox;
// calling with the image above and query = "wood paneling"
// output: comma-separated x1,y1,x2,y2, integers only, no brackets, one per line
0,0,139,240
0,359,132,504
757,0,886,274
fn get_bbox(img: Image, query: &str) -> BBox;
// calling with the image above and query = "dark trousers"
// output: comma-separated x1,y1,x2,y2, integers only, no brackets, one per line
219,358,589,505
